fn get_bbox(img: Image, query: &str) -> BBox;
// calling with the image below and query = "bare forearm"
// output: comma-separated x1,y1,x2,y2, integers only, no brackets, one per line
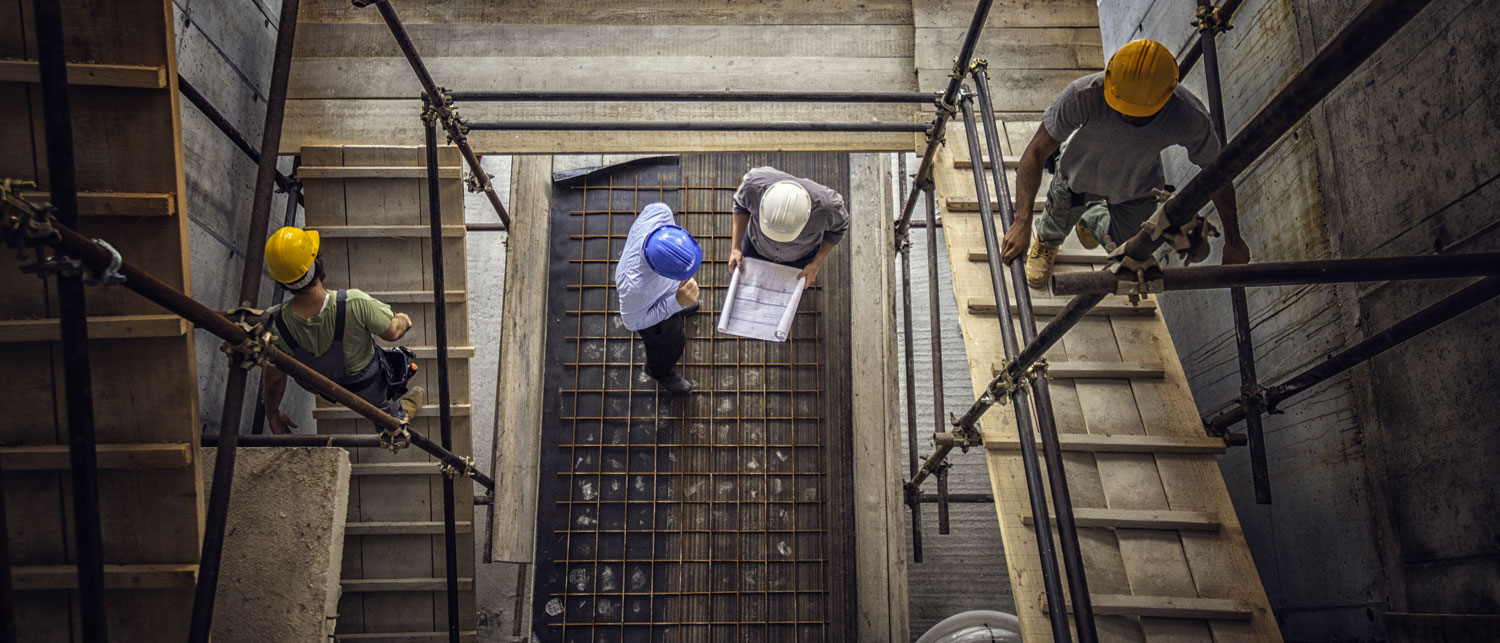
731,214,750,249
809,241,836,267
1213,184,1241,239
1012,155,1045,224
263,367,287,413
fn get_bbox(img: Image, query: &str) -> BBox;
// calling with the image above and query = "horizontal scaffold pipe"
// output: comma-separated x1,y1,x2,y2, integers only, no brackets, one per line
465,120,930,132
1052,252,1500,295
448,90,935,103
0,210,495,491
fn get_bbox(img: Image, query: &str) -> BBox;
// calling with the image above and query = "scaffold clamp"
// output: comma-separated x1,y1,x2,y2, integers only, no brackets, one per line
440,455,477,479
1194,4,1233,34
220,311,272,370
379,422,412,452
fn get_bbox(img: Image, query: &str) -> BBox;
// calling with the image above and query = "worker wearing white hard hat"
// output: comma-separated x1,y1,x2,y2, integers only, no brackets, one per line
727,167,849,287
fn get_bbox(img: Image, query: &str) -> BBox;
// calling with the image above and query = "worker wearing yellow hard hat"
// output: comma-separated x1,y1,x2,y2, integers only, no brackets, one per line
1000,39,1250,287
259,226,425,434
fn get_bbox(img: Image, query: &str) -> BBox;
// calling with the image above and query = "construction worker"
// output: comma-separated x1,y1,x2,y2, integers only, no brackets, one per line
1001,38,1250,286
617,202,704,396
259,226,424,434
726,167,849,286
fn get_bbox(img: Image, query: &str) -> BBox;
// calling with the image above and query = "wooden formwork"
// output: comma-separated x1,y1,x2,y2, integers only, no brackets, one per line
299,144,477,640
0,0,203,641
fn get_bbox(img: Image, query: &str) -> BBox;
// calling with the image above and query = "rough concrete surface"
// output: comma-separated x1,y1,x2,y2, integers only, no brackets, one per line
202,447,351,642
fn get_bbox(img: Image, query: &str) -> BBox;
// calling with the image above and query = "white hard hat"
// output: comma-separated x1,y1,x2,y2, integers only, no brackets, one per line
758,180,812,243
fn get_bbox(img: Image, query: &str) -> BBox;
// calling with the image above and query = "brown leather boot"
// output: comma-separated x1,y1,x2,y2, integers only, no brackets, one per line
1075,222,1100,250
399,385,426,419
1025,240,1061,288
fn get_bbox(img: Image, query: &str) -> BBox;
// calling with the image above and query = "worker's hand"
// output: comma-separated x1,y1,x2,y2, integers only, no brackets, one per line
727,248,744,274
1001,220,1032,263
676,278,700,307
796,262,822,288
1222,235,1251,265
267,410,298,435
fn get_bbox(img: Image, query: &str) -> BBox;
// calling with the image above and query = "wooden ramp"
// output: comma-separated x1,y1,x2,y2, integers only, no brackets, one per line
930,116,1281,640
300,144,478,641
0,1,204,640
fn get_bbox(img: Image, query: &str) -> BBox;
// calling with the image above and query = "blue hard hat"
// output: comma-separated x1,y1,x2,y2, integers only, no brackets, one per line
643,224,703,280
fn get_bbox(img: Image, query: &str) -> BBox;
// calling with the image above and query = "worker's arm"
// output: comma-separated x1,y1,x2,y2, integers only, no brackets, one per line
795,241,837,287
1001,125,1064,262
262,364,297,435
378,312,412,342
727,213,751,273
1212,183,1249,264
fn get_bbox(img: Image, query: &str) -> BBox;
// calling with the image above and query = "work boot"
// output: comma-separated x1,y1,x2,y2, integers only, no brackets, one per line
1025,240,1061,288
653,370,694,396
1075,222,1100,250
399,386,426,419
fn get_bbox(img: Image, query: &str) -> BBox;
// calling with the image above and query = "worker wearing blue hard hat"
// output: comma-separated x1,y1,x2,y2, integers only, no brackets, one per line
616,202,704,395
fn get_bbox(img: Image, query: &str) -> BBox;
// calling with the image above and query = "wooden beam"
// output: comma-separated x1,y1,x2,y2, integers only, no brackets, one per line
946,197,1046,213
21,191,175,216
968,248,1106,264
1,443,192,470
0,315,188,343
404,346,477,359
1042,593,1254,621
1021,507,1221,532
992,361,1165,379
953,155,1021,170
967,297,1156,316
314,224,465,238
299,166,462,179
986,433,1228,455
345,521,474,536
341,578,475,592
350,462,441,476
12,564,197,590
0,60,166,89
312,403,470,421
364,289,466,303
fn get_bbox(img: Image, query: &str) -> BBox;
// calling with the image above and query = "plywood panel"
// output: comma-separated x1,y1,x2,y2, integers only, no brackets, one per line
298,0,911,25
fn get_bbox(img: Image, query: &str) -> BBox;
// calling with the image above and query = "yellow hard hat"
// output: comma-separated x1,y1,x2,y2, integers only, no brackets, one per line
265,226,320,287
1104,39,1179,117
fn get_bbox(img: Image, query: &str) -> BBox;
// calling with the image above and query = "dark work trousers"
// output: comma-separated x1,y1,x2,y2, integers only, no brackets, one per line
638,304,696,379
741,235,817,269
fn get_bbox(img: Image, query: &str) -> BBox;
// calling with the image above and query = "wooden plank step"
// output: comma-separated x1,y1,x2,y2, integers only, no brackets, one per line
350,462,441,476
405,346,477,359
0,60,166,89
12,564,197,590
21,191,175,216
364,290,466,303
954,155,1022,170
314,224,465,238
0,315,188,343
946,197,1046,213
992,361,1165,379
968,248,1106,264
346,521,474,536
341,577,475,592
1,443,192,470
1043,593,1253,621
967,297,1155,316
1021,507,1221,532
986,433,1227,455
299,166,461,180
334,632,478,643
313,403,471,421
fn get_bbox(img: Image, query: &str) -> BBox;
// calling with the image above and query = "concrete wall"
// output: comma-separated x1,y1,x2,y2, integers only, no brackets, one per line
1097,0,1500,638
174,0,310,434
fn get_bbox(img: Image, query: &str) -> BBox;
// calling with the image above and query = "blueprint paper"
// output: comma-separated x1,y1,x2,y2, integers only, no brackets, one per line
716,258,806,342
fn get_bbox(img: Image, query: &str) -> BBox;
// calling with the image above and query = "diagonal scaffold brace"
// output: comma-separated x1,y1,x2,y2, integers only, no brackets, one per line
352,0,511,230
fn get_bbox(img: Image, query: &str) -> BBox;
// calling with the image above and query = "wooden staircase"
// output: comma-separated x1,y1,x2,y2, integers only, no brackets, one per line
929,114,1282,639
300,144,478,641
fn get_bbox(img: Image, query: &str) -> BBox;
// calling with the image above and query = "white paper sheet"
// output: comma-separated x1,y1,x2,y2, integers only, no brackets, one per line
716,258,807,342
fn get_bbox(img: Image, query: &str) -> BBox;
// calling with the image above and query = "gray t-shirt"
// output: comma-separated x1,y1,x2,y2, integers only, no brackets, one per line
1043,72,1221,203
732,167,849,263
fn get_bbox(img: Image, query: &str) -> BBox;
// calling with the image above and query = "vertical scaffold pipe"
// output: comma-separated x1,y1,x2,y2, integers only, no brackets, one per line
898,159,924,562
971,70,1098,640
32,1,107,639
423,104,464,643
957,95,1074,642
1196,0,1271,504
191,1,300,640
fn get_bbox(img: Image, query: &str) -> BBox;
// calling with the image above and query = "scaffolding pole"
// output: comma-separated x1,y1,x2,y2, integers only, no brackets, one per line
897,155,925,562
1205,276,1500,434
361,0,511,229
1051,253,1500,295
31,1,108,639
422,100,464,643
177,75,299,199
1177,0,1246,79
251,169,304,435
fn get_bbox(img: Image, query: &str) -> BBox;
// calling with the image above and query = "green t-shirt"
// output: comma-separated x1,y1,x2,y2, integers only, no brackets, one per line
268,289,395,373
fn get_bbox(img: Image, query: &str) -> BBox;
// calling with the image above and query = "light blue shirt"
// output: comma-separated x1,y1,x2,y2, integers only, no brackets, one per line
615,202,685,332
